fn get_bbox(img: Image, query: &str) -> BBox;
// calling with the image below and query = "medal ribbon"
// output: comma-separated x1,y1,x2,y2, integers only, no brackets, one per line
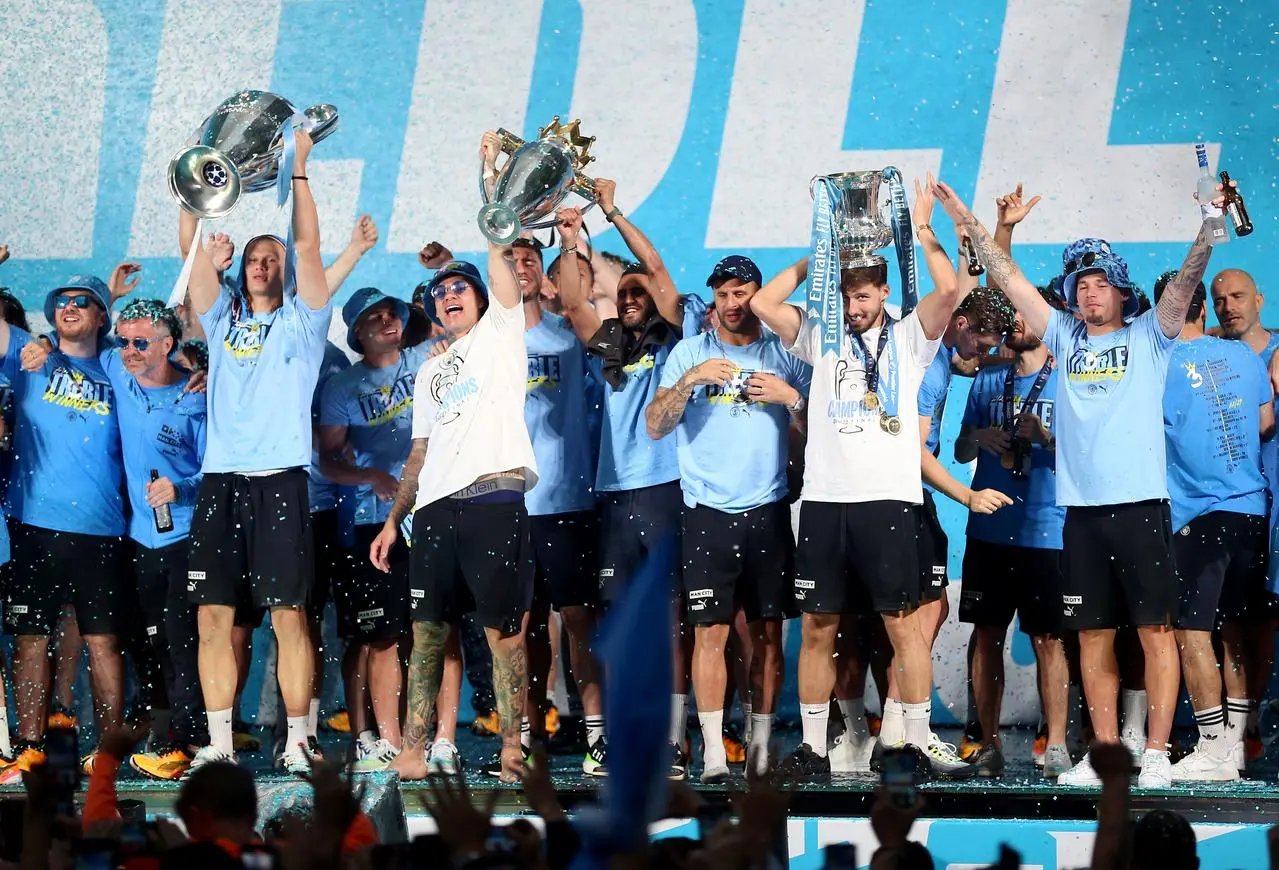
851,317,898,418
1002,359,1053,434
807,177,844,357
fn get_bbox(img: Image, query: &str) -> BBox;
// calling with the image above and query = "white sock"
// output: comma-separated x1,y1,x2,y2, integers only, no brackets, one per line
837,697,869,739
520,717,532,750
286,716,309,753
585,715,605,747
749,713,772,773
151,709,172,744
699,710,727,769
1121,689,1147,734
1226,697,1251,739
799,703,829,757
742,702,753,744
208,708,234,754
670,694,688,746
357,729,377,750
902,700,932,750
307,698,321,739
1192,705,1227,749
0,704,12,757
880,698,906,746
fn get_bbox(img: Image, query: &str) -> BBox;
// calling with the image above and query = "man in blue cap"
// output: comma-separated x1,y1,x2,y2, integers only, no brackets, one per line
368,230,537,783
0,268,129,782
178,128,333,777
933,177,1228,789
319,287,432,773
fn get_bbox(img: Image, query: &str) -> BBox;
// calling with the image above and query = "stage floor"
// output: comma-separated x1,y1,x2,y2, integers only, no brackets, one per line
6,724,1277,825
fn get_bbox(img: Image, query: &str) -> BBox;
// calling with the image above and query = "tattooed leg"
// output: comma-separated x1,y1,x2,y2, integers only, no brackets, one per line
388,619,450,780
486,614,530,783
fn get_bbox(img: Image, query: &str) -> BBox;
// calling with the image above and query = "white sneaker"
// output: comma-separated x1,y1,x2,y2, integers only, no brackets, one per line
1170,744,1237,782
1120,728,1145,764
1137,749,1172,788
1057,752,1102,787
427,738,461,775
181,745,238,780
922,732,978,778
829,730,875,774
1232,739,1245,773
280,743,311,775
353,738,400,773
1042,744,1072,778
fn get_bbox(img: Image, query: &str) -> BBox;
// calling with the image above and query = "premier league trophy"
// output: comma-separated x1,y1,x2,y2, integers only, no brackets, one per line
168,89,340,219
477,116,599,244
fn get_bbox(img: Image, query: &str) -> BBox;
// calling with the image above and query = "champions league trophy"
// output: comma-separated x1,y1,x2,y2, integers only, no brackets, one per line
477,116,599,244
168,89,340,219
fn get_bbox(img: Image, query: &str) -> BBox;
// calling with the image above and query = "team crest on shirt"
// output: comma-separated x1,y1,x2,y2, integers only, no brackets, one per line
429,350,476,426
527,353,562,392
357,374,415,426
1065,344,1128,393
43,366,112,417
223,317,270,361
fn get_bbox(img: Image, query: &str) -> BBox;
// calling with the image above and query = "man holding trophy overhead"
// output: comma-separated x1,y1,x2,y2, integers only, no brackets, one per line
751,172,975,781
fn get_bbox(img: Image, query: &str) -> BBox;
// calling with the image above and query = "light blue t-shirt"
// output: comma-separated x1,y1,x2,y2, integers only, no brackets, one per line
659,331,811,512
199,289,332,474
1255,332,1279,488
309,341,352,513
103,353,207,549
962,363,1065,549
525,313,595,516
918,345,952,494
592,342,680,493
320,344,428,529
1043,309,1176,506
1163,336,1270,531
0,328,125,536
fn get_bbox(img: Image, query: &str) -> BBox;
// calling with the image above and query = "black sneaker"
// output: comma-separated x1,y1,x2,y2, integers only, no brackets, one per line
773,744,831,784
305,736,324,761
549,716,587,755
484,746,532,778
971,741,1005,778
583,738,607,777
668,742,690,781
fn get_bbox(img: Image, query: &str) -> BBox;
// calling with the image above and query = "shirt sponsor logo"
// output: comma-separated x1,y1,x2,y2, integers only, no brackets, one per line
410,588,425,599
1062,595,1083,605
43,366,112,416
794,579,815,590
687,588,714,600
932,565,945,575
357,608,385,620
598,568,615,579
188,571,206,580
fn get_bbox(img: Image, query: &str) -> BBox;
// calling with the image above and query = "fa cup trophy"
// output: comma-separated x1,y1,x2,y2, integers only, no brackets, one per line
168,89,340,219
477,116,599,244
810,170,895,267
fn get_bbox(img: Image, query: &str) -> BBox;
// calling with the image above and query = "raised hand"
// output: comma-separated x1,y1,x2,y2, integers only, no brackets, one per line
912,172,937,228
418,241,453,270
996,183,1042,228
480,131,502,171
557,207,584,246
206,233,235,273
931,180,973,224
349,214,379,254
594,178,617,213
109,262,143,302
293,128,314,168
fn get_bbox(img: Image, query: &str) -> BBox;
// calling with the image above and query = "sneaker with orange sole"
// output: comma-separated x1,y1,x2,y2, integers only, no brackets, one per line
471,710,500,737
130,745,194,781
722,722,746,764
0,745,46,785
47,707,76,731
867,714,882,738
544,705,561,738
1033,724,1049,767
321,710,351,734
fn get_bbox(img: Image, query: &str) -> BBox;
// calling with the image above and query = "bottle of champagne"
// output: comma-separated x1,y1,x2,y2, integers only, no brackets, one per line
1195,143,1229,245
150,469,174,534
1219,171,1253,237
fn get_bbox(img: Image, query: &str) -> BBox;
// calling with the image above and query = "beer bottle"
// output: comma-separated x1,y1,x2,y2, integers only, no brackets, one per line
962,238,985,276
1219,171,1253,237
151,469,174,534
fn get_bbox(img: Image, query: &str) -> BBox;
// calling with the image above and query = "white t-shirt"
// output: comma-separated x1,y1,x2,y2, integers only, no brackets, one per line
410,296,538,509
786,310,939,504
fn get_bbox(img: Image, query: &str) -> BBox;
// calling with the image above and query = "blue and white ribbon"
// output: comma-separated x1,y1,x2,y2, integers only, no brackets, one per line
882,167,919,317
879,322,901,420
167,217,203,308
807,177,843,357
276,112,307,292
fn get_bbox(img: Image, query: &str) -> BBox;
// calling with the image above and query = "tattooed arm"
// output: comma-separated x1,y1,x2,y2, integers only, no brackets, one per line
932,181,1051,338
1155,222,1215,339
369,437,427,573
645,358,737,439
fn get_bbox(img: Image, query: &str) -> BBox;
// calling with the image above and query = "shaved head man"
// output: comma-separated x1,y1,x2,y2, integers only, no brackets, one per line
1212,270,1273,356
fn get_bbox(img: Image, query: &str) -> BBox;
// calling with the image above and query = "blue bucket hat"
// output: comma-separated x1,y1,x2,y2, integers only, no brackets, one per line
1060,237,1114,276
423,260,488,326
1063,251,1141,319
44,275,112,337
342,287,409,354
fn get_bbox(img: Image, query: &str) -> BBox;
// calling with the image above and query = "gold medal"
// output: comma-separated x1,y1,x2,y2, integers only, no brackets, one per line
863,391,879,411
879,413,901,436
1000,452,1015,470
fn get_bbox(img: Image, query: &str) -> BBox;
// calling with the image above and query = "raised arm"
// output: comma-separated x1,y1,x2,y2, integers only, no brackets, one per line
487,241,520,309
179,210,223,316
933,181,1051,338
749,258,808,348
290,130,328,311
1155,221,1216,340
991,184,1042,287
554,208,603,345
911,174,963,339
324,215,379,297
594,179,681,328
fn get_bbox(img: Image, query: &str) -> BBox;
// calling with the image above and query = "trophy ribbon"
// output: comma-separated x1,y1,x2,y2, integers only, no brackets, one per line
807,177,843,357
167,218,204,308
881,167,919,317
275,112,308,293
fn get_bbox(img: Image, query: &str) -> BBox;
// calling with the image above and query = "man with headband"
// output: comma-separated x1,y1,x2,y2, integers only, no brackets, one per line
178,128,332,777
933,178,1228,789
553,189,705,779
1155,270,1272,782
751,177,972,781
0,268,130,782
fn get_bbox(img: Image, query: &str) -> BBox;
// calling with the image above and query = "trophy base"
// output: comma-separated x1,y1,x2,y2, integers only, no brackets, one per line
168,145,243,220
840,250,888,270
477,203,521,245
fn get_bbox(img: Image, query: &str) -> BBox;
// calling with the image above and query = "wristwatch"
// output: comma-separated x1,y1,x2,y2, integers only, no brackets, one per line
788,396,806,413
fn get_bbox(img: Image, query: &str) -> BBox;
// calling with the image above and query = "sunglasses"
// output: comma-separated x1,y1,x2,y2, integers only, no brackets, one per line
114,336,157,351
429,279,471,300
1063,251,1103,276
54,294,99,311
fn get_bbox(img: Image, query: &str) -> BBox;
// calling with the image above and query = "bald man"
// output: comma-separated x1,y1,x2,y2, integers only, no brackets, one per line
1212,270,1278,359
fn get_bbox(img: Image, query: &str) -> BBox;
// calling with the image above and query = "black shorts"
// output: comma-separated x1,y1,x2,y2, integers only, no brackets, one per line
135,539,190,640
335,525,411,642
1061,500,1177,630
597,481,682,602
681,501,796,625
918,491,950,602
308,507,352,622
5,524,126,636
409,494,534,633
959,537,1065,636
1173,511,1268,630
530,511,598,609
187,469,314,610
794,500,920,614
